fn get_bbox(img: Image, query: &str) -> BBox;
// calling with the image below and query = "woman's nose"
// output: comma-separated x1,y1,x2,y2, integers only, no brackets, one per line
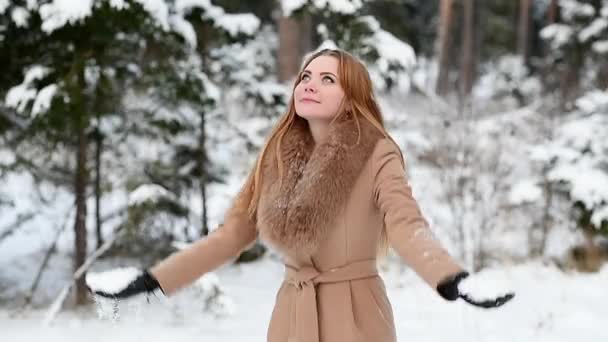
305,84,317,93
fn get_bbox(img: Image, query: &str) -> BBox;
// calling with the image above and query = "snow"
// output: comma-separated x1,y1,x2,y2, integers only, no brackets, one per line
109,0,128,10
0,148,16,165
281,0,307,16
364,17,417,71
86,267,142,294
176,0,260,37
213,13,260,37
128,184,174,206
531,111,608,224
0,0,8,15
169,15,197,47
257,81,286,105
35,0,259,39
474,55,542,102
549,165,608,210
39,0,95,34
312,0,363,14
457,269,513,303
201,73,221,102
281,0,363,17
5,65,52,114
575,90,608,112
31,84,58,117
540,23,573,49
134,0,170,30
11,6,30,27
5,84,37,114
508,180,543,205
592,39,608,53
1,258,608,341
578,17,608,42
1,15,607,340
591,205,608,227
5,69,57,116
558,0,595,21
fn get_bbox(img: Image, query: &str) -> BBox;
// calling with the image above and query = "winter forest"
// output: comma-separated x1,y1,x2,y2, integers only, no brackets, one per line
0,0,607,341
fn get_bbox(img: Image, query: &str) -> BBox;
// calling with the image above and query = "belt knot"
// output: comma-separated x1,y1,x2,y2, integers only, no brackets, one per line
282,259,379,342
286,265,320,290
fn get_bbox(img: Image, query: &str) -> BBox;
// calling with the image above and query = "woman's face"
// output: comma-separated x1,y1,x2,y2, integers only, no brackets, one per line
294,55,345,122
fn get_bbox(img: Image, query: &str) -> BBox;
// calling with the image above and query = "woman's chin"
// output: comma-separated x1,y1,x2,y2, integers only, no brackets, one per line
296,112,334,121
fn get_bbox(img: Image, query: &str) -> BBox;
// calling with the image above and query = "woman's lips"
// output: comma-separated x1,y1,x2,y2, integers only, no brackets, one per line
300,98,320,103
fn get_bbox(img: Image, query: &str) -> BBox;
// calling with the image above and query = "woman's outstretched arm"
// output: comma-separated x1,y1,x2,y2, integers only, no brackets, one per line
372,138,514,308
371,138,464,290
149,194,257,296
87,175,258,299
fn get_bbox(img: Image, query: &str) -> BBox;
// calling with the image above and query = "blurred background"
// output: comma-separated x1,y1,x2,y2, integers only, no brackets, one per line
0,0,607,341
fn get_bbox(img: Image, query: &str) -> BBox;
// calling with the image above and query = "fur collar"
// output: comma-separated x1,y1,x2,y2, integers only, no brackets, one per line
256,113,383,257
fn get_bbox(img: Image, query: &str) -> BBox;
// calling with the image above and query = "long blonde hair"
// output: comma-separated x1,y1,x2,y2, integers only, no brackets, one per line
236,48,404,257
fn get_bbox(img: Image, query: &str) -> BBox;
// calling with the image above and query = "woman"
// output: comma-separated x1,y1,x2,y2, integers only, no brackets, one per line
88,49,514,342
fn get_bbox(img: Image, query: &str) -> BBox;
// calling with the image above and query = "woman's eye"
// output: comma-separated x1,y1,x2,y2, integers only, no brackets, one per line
301,74,310,81
322,76,334,83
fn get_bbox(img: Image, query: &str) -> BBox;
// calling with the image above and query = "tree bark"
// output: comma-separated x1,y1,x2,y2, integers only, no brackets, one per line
459,0,476,99
73,61,89,305
200,109,209,237
436,0,454,96
95,117,103,249
517,0,533,66
278,11,312,83
547,0,558,24
194,20,210,238
73,115,89,305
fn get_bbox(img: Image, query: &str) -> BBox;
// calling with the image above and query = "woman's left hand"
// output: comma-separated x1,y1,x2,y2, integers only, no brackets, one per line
437,271,515,309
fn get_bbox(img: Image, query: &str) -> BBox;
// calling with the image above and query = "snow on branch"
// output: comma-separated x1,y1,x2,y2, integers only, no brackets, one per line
4,65,56,117
128,183,175,206
281,0,363,17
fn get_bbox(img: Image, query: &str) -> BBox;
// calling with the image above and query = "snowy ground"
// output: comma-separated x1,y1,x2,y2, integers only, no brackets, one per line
1,255,607,342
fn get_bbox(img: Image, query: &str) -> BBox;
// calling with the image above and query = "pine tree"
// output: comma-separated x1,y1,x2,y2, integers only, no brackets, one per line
0,0,216,304
279,0,416,92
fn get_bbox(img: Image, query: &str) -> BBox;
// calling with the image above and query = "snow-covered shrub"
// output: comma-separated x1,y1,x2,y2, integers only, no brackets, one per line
474,55,542,107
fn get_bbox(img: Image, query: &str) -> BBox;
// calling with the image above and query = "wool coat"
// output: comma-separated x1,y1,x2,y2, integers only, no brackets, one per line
150,113,465,342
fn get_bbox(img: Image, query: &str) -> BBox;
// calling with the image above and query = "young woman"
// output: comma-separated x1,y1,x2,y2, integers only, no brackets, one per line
89,49,514,342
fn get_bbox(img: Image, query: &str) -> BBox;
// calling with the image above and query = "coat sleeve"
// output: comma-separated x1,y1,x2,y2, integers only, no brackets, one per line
149,181,258,296
372,139,464,290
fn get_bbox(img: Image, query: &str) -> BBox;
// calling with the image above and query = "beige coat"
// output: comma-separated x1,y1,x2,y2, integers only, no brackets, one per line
150,114,465,342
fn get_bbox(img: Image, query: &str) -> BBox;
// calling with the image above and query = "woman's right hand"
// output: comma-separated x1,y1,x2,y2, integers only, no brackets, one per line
86,267,164,299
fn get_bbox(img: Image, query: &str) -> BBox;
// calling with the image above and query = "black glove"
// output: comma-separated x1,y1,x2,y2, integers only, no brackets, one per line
436,271,515,309
87,269,164,299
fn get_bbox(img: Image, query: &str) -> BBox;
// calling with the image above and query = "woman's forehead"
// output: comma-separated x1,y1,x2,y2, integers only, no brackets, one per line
305,55,339,74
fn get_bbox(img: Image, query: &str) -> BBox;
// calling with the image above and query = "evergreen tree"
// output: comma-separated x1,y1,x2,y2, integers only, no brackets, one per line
0,0,217,304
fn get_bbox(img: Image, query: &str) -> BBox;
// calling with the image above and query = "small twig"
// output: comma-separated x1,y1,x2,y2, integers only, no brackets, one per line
0,212,36,245
21,205,75,309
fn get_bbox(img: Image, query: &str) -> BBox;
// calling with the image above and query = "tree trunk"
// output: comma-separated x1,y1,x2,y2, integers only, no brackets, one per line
95,118,103,249
459,0,476,99
200,109,209,237
73,115,89,305
598,61,608,90
278,11,312,83
436,0,454,96
194,20,210,238
517,0,532,67
538,171,553,256
547,0,558,24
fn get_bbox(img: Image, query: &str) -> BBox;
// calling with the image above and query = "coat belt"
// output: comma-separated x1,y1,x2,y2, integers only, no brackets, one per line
283,259,378,342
